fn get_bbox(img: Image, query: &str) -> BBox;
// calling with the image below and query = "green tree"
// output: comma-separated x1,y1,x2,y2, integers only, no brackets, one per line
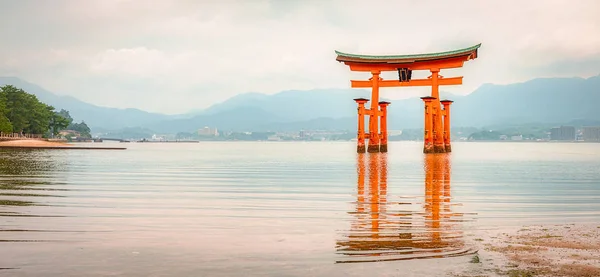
0,115,11,133
0,85,84,137
0,88,13,133
57,109,73,122
25,96,53,135
3,85,29,133
49,109,73,137
468,130,503,141
1,85,56,136
68,121,91,138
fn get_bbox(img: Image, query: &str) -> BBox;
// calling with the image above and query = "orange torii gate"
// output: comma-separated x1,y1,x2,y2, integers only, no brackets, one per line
335,44,481,153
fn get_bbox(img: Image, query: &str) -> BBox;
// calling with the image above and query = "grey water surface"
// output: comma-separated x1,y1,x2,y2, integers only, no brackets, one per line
1,141,599,276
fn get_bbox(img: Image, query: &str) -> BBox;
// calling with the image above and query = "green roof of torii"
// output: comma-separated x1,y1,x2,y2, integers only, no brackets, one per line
335,43,481,63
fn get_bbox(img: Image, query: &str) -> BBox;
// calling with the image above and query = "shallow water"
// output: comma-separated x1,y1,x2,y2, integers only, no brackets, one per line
1,141,599,276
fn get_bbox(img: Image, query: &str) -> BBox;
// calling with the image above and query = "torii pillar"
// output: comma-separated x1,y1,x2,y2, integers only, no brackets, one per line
335,43,480,154
421,96,436,154
423,96,453,154
441,100,454,152
379,101,390,153
354,98,369,153
367,71,382,153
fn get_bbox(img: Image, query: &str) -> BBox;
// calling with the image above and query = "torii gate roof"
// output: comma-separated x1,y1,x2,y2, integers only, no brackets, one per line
335,44,481,64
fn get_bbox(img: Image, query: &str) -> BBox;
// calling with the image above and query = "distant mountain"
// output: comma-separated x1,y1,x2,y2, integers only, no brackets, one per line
201,89,372,121
147,106,286,133
186,89,464,131
0,77,174,130
452,75,600,127
148,88,453,132
170,75,598,131
2,74,598,134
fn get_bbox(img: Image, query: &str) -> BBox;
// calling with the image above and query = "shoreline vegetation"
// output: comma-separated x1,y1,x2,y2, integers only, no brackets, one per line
0,85,91,141
455,223,600,277
0,85,103,148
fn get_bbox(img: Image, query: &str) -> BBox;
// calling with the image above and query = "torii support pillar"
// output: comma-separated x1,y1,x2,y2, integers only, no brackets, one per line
441,100,454,153
421,96,436,154
378,101,390,153
367,71,382,153
354,98,369,153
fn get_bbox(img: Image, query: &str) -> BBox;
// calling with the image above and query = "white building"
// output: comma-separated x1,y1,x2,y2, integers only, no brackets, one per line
198,127,219,136
511,135,523,141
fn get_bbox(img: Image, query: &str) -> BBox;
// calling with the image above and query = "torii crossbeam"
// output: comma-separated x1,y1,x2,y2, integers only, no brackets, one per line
335,43,481,154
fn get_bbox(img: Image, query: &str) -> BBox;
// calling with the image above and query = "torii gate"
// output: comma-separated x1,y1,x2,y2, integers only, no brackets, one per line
335,44,481,154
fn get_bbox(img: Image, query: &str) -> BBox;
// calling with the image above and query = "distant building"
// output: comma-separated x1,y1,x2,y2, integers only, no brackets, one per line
582,126,600,142
267,135,282,141
151,134,165,141
550,126,575,141
299,130,308,138
198,127,219,136
511,135,523,141
388,130,403,136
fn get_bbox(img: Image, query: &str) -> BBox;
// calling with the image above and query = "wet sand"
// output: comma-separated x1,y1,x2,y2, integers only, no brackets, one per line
0,139,126,150
452,223,600,277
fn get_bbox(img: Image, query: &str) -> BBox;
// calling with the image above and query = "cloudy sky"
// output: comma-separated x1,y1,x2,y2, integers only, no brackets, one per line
1,0,599,114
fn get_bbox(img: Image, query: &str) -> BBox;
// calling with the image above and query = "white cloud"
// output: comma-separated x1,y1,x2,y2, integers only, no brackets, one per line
90,48,168,77
0,0,599,114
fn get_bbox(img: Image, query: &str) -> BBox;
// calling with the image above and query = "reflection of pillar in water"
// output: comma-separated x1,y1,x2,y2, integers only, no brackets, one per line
337,150,467,263
379,153,388,228
424,154,443,244
433,154,444,243
354,153,366,231
378,102,390,153
442,153,451,214
368,153,380,239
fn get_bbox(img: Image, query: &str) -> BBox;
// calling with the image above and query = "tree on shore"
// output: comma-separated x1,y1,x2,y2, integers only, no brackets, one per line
68,121,91,138
468,130,503,140
50,109,73,137
0,88,12,133
0,85,73,137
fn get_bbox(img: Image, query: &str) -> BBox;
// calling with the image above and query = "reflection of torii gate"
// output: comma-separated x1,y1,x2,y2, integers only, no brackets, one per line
335,153,470,263
335,44,481,153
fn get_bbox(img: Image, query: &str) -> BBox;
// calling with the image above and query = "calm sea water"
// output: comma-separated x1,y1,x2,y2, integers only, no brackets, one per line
1,141,599,276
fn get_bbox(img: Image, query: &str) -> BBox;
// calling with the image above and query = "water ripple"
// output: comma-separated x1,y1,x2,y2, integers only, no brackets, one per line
335,153,477,263
1,142,599,275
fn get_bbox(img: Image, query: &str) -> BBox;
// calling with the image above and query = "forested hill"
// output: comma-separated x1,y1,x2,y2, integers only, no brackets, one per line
0,85,87,137
0,77,171,130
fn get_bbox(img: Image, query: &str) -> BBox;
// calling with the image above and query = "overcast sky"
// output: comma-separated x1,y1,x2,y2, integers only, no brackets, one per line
1,0,599,114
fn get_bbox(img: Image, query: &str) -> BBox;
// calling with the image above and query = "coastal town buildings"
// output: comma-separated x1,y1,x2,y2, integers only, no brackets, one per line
198,127,219,136
550,126,576,141
582,126,600,142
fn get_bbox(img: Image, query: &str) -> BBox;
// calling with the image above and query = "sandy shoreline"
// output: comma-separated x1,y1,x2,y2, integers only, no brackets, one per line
0,139,126,150
0,139,69,147
453,223,600,277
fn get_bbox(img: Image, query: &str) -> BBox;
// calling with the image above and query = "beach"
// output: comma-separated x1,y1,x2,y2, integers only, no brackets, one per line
454,223,600,277
0,139,69,148
0,139,126,150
